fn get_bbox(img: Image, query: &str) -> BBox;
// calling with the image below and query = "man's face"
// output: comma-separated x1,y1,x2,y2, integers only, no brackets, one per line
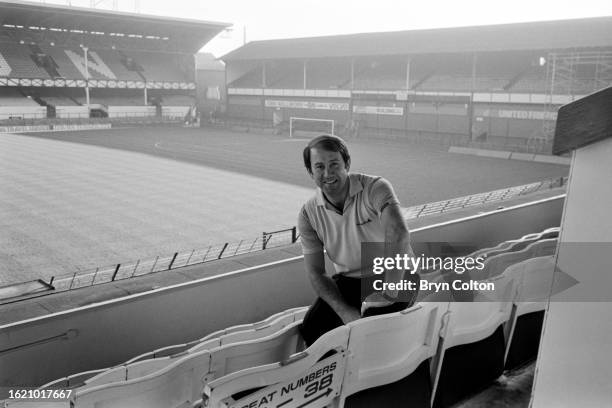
309,147,349,196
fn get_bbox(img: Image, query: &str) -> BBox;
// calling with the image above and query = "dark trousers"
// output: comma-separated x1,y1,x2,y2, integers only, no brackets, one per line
300,274,416,347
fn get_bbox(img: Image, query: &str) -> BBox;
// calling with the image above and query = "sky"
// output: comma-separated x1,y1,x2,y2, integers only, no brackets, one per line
40,0,612,57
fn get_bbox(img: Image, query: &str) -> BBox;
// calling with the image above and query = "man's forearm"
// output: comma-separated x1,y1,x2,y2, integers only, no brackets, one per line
383,217,416,297
308,271,360,323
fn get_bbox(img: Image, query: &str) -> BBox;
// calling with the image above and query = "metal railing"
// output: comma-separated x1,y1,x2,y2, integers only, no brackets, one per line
0,115,184,128
403,176,567,219
42,227,298,293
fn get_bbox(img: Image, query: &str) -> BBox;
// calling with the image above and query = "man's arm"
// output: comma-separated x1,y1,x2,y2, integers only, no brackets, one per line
303,251,361,324
362,203,417,313
381,202,415,295
362,178,418,312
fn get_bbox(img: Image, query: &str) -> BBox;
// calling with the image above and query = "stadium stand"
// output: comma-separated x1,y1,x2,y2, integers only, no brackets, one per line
222,18,612,152
0,42,50,79
34,224,562,408
123,50,191,82
265,60,304,89
37,45,86,80
228,65,262,88
0,1,225,124
0,87,39,106
0,87,46,119
75,93,145,106
351,57,411,90
510,72,548,93
306,58,349,89
158,94,196,106
92,48,143,81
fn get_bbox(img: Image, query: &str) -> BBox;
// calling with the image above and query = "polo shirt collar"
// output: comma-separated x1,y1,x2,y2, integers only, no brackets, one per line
315,173,363,206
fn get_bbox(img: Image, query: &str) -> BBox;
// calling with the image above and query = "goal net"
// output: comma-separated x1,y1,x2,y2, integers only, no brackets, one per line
289,117,335,138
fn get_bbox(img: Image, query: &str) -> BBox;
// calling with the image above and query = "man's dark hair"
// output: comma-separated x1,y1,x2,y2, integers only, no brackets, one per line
303,134,351,175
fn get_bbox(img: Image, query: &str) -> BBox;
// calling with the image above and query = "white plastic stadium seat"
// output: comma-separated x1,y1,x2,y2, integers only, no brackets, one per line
340,301,447,403
431,271,517,407
441,273,516,351
475,238,558,280
514,254,556,315
191,306,307,350
503,255,556,365
204,326,351,408
51,307,308,394
72,321,304,408
79,365,127,390
71,349,212,408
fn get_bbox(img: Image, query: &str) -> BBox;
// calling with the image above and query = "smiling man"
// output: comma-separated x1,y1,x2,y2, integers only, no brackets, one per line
297,134,418,346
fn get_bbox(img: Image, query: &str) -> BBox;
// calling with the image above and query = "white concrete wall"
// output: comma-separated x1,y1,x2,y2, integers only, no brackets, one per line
107,106,155,118
161,106,190,119
55,106,89,119
532,137,612,407
0,106,46,119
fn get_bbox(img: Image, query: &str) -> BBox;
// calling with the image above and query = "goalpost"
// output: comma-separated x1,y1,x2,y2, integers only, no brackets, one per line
289,117,335,138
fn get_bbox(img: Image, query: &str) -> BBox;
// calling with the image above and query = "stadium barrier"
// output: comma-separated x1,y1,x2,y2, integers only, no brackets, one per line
0,227,299,304
403,176,567,219
219,115,555,154
0,115,185,131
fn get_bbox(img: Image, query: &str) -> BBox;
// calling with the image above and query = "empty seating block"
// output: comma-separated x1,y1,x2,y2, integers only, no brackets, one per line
0,42,50,78
72,323,304,408
92,49,142,81
54,307,308,401
39,46,85,79
49,227,564,408
124,51,189,82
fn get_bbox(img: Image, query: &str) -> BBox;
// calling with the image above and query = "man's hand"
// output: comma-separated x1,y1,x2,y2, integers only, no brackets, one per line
303,252,362,324
339,307,361,324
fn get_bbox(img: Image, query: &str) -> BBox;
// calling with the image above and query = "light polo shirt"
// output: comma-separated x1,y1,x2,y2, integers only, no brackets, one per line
298,173,400,277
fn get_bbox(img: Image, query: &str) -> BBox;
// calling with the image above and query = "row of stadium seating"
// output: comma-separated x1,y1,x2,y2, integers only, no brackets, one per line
0,43,49,78
0,88,194,108
0,88,39,106
38,227,559,408
0,42,191,82
229,62,611,95
230,71,552,94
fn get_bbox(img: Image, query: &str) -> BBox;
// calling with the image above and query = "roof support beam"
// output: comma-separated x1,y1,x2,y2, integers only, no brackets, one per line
350,58,354,90
262,61,266,88
471,53,478,92
406,58,411,90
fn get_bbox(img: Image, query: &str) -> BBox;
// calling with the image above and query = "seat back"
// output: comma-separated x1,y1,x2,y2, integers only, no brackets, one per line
208,321,303,380
515,255,556,315
442,271,516,349
479,238,557,280
219,312,302,345
341,301,447,398
80,365,126,390
72,350,211,408
205,326,351,408
503,255,555,369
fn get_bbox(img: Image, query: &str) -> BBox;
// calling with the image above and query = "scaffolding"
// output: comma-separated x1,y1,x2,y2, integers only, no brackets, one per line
539,51,612,146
